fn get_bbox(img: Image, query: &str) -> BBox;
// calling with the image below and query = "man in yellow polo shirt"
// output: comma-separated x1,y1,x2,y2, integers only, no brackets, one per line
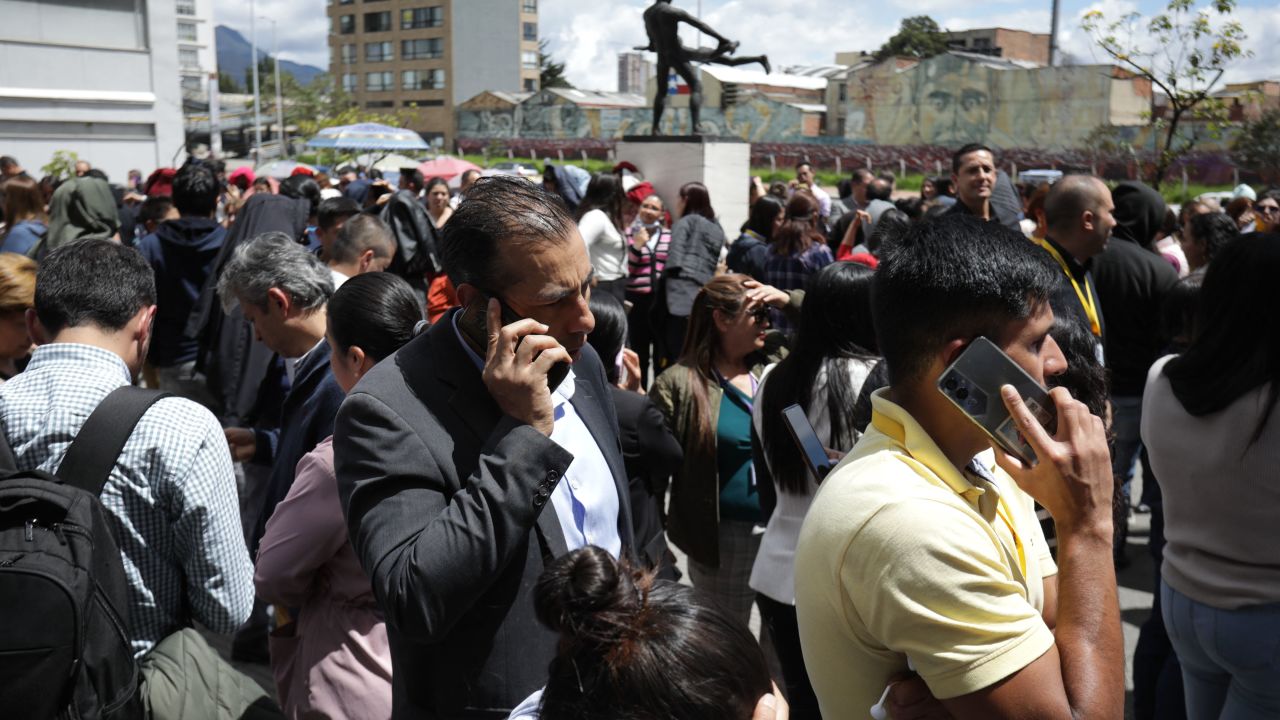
794,215,1123,719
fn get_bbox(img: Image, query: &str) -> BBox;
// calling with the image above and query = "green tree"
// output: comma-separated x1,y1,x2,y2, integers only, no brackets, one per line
1083,0,1250,189
874,16,950,61
287,74,412,141
1231,108,1280,184
217,72,243,94
538,39,572,89
40,150,79,181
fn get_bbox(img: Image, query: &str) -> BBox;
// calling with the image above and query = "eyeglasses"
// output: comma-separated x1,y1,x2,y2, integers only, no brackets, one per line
746,307,770,325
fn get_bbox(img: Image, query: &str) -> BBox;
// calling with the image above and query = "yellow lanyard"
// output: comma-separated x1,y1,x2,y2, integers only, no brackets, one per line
1037,238,1101,337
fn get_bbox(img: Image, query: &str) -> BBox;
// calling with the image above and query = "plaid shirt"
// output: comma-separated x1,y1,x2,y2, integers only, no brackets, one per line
763,243,834,334
0,343,253,656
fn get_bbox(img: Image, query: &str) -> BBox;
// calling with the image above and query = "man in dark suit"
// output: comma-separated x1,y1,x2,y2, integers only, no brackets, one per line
334,176,635,719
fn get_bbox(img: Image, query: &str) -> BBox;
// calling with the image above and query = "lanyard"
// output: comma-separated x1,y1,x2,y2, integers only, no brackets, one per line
714,369,757,413
1037,238,1101,337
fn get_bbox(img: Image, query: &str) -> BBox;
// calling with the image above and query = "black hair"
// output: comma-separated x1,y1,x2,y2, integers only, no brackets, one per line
873,215,1060,385
760,262,878,493
745,195,785,240
425,176,449,194
534,545,771,720
399,168,425,191
1187,211,1240,267
252,177,273,192
866,207,910,255
1164,232,1280,443
327,272,422,363
441,175,577,290
1160,276,1203,353
0,156,18,171
932,177,954,197
866,178,893,202
586,292,628,384
330,213,395,265
1047,317,1109,420
279,175,321,218
317,196,361,232
575,172,624,231
795,161,812,171
172,160,219,217
137,195,175,226
850,168,873,185
678,182,715,220
952,143,994,173
894,197,924,221
35,239,156,335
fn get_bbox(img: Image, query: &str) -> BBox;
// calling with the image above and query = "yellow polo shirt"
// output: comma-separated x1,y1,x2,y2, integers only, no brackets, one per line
794,389,1057,718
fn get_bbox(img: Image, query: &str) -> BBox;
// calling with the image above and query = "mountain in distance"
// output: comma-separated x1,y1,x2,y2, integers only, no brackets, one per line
216,25,324,88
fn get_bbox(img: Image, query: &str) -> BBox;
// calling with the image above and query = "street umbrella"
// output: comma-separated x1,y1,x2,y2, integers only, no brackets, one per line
417,156,482,183
256,159,316,179
306,123,430,152
354,152,425,173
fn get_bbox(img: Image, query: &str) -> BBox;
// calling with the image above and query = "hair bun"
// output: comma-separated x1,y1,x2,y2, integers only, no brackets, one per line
534,546,639,640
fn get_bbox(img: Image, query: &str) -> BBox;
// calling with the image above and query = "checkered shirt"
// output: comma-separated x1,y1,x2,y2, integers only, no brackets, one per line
763,243,835,334
0,343,253,657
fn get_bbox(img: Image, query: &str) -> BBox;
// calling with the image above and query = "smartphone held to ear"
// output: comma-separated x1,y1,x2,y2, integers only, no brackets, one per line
457,294,571,392
937,337,1056,466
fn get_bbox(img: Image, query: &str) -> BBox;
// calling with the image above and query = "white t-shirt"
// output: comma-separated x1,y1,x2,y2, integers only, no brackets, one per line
578,209,625,282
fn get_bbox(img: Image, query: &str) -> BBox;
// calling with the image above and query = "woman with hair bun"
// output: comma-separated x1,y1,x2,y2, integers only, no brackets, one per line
508,545,787,720
254,272,424,720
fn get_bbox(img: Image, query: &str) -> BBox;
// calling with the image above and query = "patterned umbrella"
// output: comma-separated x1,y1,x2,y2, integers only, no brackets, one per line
306,123,430,151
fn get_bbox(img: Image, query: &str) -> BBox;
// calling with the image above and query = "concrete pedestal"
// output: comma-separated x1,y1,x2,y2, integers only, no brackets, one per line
616,136,750,244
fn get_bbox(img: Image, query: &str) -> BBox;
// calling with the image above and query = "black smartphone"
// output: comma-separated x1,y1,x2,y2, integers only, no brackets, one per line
937,337,1057,466
782,404,834,482
456,293,570,392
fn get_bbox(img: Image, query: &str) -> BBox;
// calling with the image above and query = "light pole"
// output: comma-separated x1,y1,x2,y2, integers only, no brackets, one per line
260,15,287,157
249,1,262,163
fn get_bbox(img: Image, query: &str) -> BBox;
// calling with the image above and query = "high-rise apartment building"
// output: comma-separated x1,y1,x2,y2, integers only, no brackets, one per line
617,52,651,94
328,0,540,149
176,0,217,101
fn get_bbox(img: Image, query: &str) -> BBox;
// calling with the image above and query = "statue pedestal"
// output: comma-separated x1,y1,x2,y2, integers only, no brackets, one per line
617,136,750,243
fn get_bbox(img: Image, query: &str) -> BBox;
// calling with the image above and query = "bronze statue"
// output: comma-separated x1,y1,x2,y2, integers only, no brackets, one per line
635,0,770,135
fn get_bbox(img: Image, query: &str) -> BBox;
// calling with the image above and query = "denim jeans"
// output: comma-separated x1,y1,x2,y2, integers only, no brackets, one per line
1162,581,1280,719
1110,394,1144,491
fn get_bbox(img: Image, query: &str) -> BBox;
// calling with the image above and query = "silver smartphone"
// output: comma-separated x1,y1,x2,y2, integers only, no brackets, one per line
937,337,1056,466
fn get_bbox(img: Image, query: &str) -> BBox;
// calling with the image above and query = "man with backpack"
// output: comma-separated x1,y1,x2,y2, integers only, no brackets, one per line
0,239,272,718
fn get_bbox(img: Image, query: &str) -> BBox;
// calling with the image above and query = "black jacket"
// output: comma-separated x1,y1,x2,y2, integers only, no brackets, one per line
610,386,681,577
138,217,226,367
335,311,634,719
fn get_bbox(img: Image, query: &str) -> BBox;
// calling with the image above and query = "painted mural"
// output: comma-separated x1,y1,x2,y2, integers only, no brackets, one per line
457,89,820,143
843,54,1149,150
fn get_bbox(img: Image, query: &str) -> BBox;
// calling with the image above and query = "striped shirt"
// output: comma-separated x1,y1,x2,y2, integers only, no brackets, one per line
0,343,254,656
625,220,671,296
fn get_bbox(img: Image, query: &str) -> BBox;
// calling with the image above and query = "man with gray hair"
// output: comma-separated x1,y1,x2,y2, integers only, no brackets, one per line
327,213,395,288
217,232,345,555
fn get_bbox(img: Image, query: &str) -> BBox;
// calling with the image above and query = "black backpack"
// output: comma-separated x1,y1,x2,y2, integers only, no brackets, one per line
0,386,169,720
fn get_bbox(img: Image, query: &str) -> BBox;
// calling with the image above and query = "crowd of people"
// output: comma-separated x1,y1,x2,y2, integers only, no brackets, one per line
0,142,1277,720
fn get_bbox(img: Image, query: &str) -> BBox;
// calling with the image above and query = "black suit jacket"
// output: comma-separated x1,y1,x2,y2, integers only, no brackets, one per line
334,310,634,719
609,386,680,576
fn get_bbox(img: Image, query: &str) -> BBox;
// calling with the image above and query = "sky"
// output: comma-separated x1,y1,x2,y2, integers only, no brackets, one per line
216,0,1280,91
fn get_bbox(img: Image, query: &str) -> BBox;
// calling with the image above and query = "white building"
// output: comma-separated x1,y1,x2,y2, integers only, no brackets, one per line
176,0,217,102
617,51,652,94
0,0,186,181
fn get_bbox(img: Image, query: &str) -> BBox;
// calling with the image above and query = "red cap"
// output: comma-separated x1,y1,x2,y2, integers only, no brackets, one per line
290,166,315,177
626,181,655,206
144,167,177,197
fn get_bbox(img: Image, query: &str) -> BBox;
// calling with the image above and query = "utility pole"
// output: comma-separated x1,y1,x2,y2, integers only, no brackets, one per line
1049,0,1061,66
209,72,222,158
262,16,287,157
250,1,263,163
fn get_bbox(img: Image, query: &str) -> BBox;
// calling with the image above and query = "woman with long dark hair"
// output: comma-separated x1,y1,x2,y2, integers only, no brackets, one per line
728,195,785,281
751,262,878,718
425,176,453,229
1141,232,1280,719
508,545,784,720
1,176,49,255
255,272,424,720
656,182,727,366
576,172,627,301
763,192,833,336
652,274,777,626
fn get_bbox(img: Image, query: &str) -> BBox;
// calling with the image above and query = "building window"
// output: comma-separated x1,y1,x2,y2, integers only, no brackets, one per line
342,73,358,93
522,50,538,69
523,0,537,12
524,78,537,92
178,48,198,68
401,6,444,29
402,69,446,90
838,83,847,102
366,71,394,92
523,22,537,41
338,15,355,34
365,41,393,62
402,38,443,60
177,21,197,42
404,99,445,108
341,44,357,64
338,0,354,4
364,11,392,32
181,75,202,92
367,100,395,108
177,1,196,17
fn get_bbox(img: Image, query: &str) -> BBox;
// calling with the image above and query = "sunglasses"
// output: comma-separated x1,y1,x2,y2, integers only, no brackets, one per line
746,306,771,325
